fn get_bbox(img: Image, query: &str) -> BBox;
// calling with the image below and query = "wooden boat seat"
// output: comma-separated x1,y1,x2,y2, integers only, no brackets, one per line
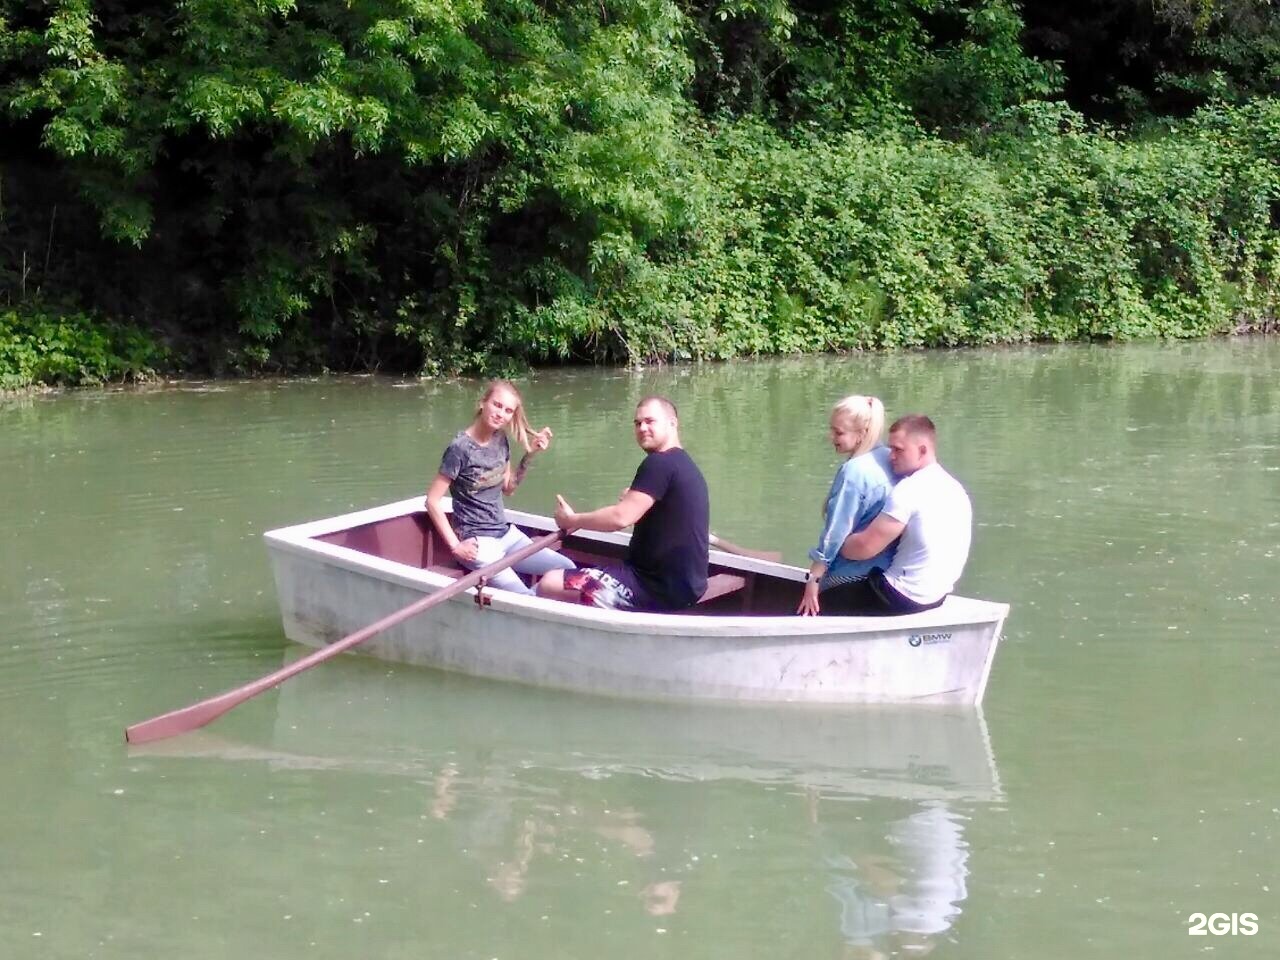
697,573,747,605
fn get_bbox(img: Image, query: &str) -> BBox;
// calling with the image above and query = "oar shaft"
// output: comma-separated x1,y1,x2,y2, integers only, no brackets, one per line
125,527,567,744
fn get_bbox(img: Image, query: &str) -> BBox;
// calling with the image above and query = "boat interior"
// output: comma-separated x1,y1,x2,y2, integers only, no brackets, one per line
314,510,803,615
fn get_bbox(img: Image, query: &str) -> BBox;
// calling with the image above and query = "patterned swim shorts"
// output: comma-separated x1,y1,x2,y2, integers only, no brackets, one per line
563,565,653,611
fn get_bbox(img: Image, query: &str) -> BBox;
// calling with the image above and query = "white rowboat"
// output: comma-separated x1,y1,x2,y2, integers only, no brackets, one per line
264,497,1008,705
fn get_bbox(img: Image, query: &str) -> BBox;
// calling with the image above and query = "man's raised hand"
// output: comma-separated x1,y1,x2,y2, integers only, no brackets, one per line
554,494,576,530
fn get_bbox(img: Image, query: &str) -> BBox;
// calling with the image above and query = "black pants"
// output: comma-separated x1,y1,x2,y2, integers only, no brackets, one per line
819,569,945,616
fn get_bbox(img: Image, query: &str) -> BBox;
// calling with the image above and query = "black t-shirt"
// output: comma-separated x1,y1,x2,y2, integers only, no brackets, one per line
627,448,709,609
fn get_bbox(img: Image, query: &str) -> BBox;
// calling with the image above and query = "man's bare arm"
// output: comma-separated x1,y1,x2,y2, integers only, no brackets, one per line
841,514,904,560
556,489,655,532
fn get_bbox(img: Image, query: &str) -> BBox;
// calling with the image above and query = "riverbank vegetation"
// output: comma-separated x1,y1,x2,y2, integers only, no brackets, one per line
3,1,1279,385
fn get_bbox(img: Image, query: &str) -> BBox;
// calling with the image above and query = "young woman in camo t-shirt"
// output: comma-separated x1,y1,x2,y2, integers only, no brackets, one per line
425,380,574,595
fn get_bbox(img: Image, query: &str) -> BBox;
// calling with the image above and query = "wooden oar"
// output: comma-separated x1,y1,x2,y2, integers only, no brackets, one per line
125,528,567,744
709,533,782,564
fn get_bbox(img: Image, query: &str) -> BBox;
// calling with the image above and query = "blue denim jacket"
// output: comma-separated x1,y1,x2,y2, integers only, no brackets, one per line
809,446,897,585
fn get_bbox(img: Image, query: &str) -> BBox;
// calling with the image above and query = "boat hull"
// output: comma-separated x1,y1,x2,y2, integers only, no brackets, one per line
265,498,1008,706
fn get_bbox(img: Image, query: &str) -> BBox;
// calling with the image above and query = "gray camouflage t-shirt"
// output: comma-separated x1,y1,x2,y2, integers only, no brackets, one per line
439,431,511,541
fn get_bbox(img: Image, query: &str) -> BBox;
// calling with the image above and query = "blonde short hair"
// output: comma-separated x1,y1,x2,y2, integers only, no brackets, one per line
830,395,885,457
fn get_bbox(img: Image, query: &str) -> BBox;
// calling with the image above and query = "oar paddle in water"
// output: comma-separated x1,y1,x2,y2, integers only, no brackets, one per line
709,533,782,564
125,528,567,744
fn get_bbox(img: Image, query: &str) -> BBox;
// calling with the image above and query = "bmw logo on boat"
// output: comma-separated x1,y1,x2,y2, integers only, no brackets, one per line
908,632,952,647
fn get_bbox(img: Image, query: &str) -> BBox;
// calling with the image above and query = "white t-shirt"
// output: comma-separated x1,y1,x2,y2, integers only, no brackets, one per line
881,462,972,604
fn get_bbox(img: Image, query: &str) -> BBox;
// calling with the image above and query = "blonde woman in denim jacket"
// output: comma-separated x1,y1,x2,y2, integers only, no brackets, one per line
797,395,898,616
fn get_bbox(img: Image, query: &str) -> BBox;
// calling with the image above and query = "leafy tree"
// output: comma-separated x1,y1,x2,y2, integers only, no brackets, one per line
2,0,692,370
683,1,1060,133
1021,0,1280,122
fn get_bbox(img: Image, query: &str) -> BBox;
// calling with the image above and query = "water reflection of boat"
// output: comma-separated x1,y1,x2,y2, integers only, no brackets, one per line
264,498,1009,705
134,653,1002,804
132,656,996,954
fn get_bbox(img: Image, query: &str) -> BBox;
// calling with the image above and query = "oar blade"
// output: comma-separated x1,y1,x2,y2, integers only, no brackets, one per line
125,694,239,744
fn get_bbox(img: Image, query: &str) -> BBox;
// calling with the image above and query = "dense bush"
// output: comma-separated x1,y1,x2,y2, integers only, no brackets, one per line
0,307,165,389
533,101,1280,362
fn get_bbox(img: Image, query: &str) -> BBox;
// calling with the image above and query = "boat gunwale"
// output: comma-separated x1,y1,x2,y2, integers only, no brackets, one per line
264,497,1010,640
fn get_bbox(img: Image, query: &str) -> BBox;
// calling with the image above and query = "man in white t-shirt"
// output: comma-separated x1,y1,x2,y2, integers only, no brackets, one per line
820,414,972,616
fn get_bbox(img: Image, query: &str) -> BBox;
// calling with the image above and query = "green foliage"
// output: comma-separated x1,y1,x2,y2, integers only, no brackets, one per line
1156,1,1280,112
548,101,1280,361
0,307,166,389
573,120,1039,357
976,100,1280,338
1,0,693,370
902,1,1063,133
1021,0,1280,123
1,1,1278,378
686,1,1060,132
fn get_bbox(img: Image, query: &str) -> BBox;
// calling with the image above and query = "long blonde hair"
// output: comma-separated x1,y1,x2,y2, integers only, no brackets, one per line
830,394,885,457
476,379,535,452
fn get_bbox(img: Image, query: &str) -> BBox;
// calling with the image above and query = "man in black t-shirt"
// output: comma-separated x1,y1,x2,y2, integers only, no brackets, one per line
536,396,709,612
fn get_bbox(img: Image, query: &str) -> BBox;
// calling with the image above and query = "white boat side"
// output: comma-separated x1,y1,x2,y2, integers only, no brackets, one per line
264,497,1009,705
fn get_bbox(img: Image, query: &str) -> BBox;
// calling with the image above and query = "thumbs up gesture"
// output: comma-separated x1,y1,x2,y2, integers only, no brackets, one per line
554,494,577,530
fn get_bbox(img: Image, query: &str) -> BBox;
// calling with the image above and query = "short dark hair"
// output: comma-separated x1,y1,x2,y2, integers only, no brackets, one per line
636,395,678,419
889,414,936,442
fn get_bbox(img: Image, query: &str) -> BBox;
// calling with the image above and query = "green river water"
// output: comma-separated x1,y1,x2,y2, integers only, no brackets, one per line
2,341,1277,959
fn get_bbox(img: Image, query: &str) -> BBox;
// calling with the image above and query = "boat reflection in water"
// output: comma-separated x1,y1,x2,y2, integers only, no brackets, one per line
132,653,1000,956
